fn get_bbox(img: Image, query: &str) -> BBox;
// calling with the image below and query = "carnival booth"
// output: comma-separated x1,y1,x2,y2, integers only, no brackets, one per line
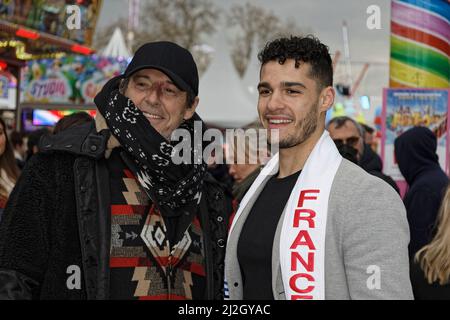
0,0,102,131
381,0,450,195
19,53,128,132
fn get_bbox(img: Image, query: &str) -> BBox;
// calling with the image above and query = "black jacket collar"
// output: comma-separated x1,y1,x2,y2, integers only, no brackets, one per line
39,121,110,160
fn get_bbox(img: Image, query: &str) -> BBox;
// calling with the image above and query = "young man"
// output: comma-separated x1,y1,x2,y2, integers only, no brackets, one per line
0,42,232,300
225,36,413,300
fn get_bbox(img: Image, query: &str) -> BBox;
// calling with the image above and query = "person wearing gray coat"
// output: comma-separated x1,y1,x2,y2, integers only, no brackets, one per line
224,36,413,300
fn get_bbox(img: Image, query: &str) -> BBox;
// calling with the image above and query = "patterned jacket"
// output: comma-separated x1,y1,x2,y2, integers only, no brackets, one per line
0,121,232,299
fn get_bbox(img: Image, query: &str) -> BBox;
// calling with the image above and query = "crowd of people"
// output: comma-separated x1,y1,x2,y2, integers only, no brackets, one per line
0,35,448,300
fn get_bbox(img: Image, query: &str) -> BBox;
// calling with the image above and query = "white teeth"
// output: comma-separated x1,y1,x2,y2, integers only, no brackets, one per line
269,119,292,124
144,112,163,119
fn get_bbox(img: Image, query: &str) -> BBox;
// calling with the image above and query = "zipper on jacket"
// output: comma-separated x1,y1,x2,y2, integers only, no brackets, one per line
167,254,173,300
199,196,214,299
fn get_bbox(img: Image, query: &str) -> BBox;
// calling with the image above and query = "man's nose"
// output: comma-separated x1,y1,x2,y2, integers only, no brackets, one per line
144,86,160,104
266,90,284,112
229,164,237,176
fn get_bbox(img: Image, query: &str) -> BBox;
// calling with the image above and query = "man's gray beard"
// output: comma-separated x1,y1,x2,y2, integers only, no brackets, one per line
268,103,319,149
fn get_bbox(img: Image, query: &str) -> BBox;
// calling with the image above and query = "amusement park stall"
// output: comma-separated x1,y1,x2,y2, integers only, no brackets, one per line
382,0,450,193
19,54,128,132
0,0,102,131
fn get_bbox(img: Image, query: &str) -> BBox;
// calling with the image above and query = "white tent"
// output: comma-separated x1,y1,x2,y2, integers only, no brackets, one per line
198,35,258,128
242,38,261,108
100,27,131,58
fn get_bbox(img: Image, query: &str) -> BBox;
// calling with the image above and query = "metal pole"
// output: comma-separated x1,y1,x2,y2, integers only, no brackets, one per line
13,66,21,131
342,21,353,90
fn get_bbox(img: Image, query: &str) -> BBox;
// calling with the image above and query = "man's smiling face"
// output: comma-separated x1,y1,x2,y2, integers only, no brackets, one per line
257,59,322,149
124,68,197,140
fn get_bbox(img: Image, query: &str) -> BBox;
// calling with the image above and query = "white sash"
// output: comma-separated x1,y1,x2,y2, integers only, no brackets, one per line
279,131,342,300
227,131,342,300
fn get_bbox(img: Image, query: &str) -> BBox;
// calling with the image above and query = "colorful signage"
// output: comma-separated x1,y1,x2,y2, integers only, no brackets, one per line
0,0,102,45
21,55,128,104
390,0,450,88
382,88,449,180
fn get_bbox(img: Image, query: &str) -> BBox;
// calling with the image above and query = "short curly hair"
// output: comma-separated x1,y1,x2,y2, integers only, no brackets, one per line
258,35,333,91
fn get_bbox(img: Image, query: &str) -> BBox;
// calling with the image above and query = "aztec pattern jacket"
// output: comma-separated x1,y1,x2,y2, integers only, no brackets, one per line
0,120,232,300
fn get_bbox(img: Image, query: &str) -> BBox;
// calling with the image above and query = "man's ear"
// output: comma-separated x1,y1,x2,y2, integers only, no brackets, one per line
319,86,335,113
184,96,199,120
119,77,128,95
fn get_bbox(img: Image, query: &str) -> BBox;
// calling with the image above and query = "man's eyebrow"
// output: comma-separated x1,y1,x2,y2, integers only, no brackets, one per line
133,74,175,85
281,81,307,89
257,82,271,90
132,74,150,81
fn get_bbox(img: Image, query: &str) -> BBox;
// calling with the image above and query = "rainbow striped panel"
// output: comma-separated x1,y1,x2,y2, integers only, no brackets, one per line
390,0,450,88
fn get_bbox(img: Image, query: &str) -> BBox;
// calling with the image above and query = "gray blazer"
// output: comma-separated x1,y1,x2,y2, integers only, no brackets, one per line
225,159,414,300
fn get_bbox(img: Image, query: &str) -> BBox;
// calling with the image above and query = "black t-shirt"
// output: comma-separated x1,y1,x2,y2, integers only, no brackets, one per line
237,170,301,300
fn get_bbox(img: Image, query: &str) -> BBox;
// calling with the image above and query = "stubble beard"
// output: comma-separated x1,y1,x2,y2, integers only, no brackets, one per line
268,101,319,149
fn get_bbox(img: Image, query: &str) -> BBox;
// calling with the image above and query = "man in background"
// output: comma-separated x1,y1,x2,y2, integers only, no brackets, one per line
327,116,399,193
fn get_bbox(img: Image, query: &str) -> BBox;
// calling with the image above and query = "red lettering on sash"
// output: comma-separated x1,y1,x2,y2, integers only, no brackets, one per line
288,188,321,299
292,295,313,300
289,273,315,294
290,230,316,250
297,190,320,207
293,209,316,228
291,251,315,272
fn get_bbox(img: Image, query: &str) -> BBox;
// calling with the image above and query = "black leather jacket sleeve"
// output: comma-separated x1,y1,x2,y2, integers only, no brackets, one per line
0,269,39,299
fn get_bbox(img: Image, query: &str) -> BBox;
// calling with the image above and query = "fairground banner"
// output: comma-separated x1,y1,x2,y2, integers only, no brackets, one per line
0,0,102,45
21,55,128,105
381,88,449,181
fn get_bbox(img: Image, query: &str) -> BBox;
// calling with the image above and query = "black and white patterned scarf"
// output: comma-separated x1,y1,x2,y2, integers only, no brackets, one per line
95,76,208,218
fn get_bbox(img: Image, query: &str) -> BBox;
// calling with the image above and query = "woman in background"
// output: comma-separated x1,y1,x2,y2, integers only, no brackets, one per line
0,118,20,221
411,183,450,299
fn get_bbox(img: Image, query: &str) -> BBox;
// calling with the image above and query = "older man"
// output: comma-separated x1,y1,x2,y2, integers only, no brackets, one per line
0,42,232,300
327,116,399,193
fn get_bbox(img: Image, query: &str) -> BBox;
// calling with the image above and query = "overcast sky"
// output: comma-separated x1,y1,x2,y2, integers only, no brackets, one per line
97,0,390,61
96,0,392,105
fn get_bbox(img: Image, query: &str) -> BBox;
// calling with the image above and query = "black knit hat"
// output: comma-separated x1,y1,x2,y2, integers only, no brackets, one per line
124,41,199,96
